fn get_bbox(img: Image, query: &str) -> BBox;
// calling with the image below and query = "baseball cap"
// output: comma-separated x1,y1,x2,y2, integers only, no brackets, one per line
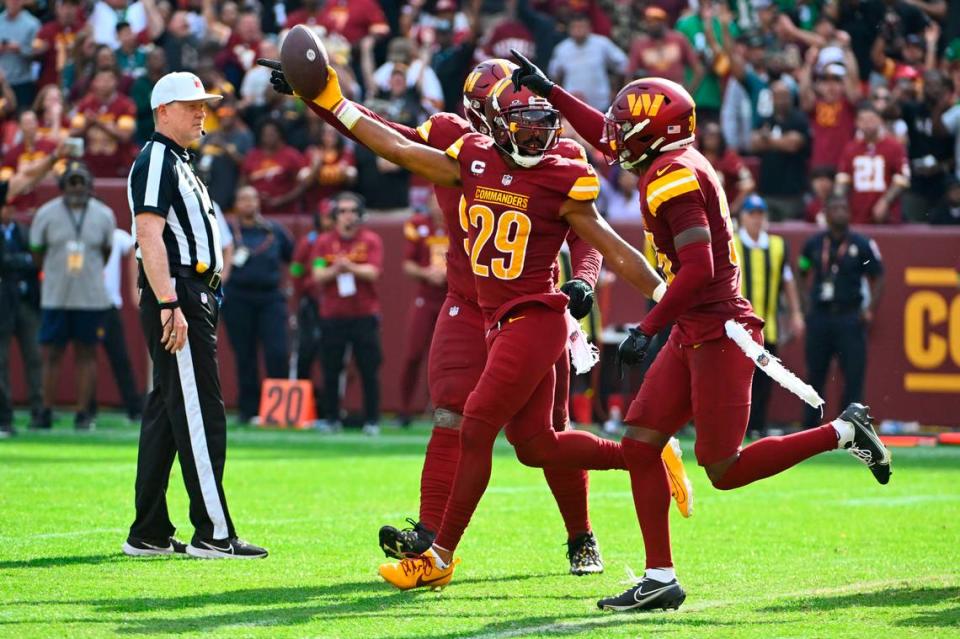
752,0,773,9
742,194,767,213
821,62,847,78
150,72,222,110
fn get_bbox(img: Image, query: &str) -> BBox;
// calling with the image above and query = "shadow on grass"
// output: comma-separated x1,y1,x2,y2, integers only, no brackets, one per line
761,585,960,628
0,553,123,570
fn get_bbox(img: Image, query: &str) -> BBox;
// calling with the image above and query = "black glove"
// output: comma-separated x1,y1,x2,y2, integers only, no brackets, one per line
560,278,594,320
256,58,294,96
509,48,555,97
617,327,651,379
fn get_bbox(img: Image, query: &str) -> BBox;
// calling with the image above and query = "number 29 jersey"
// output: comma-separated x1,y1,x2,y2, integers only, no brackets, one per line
640,146,759,345
446,132,600,325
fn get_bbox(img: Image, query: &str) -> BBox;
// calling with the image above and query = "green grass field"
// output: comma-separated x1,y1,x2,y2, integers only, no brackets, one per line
1,415,958,639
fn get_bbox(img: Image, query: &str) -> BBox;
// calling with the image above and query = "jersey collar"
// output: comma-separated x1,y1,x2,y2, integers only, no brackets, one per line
151,132,189,160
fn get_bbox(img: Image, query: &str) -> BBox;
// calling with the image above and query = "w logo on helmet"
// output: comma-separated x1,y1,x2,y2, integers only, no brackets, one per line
626,93,665,117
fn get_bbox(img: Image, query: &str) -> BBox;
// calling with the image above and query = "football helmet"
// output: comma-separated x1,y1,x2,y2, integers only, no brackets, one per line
462,59,516,135
484,77,561,168
602,77,697,171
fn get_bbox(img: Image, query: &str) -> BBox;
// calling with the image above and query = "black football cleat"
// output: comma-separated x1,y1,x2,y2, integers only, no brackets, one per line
567,532,604,575
838,403,892,485
597,575,686,612
122,535,188,557
379,518,435,559
186,537,268,559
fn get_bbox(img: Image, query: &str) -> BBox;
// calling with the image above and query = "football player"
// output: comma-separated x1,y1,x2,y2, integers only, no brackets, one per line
303,66,678,590
511,53,893,611
258,58,695,577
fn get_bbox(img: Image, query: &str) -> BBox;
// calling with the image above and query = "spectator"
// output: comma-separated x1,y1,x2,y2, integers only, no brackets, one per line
1,111,58,212
798,48,860,172
285,0,325,30
309,0,390,46
805,165,836,225
158,10,202,73
33,85,70,144
0,203,42,436
835,103,910,224
200,0,238,47
597,166,641,222
32,0,86,92
675,0,738,122
477,0,537,63
62,30,99,103
91,0,147,49
311,192,383,434
940,82,960,181
222,186,293,424
403,0,474,48
901,70,955,221
627,7,703,92
130,47,167,144
750,80,810,220
354,101,411,212
369,37,445,111
398,194,448,426
302,119,357,214
870,84,908,145
115,21,148,80
726,29,775,128
238,39,278,125
733,194,804,438
798,195,884,429
429,2,481,113
197,105,254,212
0,0,41,112
29,160,115,431
698,120,755,215
71,68,138,178
928,177,960,224
548,13,628,111
92,227,143,423
240,119,309,215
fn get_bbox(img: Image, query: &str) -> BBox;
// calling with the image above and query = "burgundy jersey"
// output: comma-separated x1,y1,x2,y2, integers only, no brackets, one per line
837,134,909,225
446,133,600,324
639,146,758,345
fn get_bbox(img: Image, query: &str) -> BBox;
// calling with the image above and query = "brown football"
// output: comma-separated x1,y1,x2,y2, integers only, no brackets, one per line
280,25,329,100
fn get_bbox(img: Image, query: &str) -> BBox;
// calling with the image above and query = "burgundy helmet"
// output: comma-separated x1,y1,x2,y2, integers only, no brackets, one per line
602,77,697,171
483,77,561,168
462,58,517,135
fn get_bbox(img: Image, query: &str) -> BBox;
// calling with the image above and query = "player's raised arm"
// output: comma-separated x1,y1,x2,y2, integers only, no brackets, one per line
511,50,607,152
308,67,461,188
560,197,665,301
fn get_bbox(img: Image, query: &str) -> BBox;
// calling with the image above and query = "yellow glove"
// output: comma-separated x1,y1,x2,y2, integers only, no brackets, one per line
313,66,344,111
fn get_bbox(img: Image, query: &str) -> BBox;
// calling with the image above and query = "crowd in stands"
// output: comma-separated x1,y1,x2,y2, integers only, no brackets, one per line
2,0,960,432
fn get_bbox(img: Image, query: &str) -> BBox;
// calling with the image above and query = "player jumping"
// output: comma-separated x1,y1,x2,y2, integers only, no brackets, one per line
510,52,892,612
258,57,694,577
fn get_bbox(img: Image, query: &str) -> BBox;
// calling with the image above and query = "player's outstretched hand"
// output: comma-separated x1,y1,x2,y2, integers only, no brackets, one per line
617,327,651,379
256,58,294,96
510,49,555,97
561,278,594,320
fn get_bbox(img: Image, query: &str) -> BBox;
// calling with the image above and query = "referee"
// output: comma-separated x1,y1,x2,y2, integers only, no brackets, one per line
122,72,267,559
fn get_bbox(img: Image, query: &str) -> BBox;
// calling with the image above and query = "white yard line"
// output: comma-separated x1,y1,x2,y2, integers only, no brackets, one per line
466,576,956,639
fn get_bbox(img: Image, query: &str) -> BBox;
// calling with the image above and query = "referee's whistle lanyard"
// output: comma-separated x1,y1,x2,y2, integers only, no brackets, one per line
819,234,848,304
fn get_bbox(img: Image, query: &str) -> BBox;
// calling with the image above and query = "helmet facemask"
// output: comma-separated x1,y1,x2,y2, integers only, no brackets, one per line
490,101,561,168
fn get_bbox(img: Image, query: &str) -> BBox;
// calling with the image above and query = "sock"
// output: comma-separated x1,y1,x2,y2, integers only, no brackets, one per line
622,438,673,569
542,467,590,540
434,416,499,552
832,418,854,448
645,567,676,582
712,424,840,490
515,428,626,470
426,546,448,569
418,427,461,532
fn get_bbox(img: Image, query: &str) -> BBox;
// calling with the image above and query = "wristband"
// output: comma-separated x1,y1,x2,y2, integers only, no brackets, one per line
651,281,667,303
332,99,362,130
158,299,180,310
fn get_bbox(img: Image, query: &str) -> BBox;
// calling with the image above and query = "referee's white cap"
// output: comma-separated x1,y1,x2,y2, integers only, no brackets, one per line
151,72,224,110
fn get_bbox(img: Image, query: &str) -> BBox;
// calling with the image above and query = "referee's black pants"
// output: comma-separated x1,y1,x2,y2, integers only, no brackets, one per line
130,277,236,542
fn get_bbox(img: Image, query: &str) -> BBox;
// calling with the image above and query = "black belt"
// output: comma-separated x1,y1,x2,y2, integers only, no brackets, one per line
170,265,222,291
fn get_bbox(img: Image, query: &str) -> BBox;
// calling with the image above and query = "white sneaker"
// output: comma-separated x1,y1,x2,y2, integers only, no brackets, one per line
362,423,381,436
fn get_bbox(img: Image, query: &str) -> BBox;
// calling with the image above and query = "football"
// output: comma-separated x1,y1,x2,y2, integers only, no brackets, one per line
280,24,329,100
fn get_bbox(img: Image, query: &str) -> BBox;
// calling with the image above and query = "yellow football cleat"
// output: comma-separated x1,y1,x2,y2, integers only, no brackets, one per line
662,437,694,518
378,548,461,591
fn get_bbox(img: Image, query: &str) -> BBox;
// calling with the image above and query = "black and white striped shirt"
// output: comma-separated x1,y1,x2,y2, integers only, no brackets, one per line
128,132,223,275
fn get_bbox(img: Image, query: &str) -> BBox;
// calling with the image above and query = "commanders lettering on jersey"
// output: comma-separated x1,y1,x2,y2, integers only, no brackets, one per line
474,186,529,211
646,167,700,215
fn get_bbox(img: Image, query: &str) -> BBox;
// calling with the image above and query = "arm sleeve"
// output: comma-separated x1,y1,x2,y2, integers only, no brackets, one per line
129,152,175,216
366,232,384,269
639,240,714,336
863,238,884,277
604,37,629,73
548,84,607,152
567,231,602,288
304,99,422,146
